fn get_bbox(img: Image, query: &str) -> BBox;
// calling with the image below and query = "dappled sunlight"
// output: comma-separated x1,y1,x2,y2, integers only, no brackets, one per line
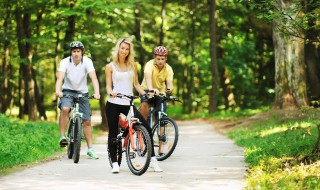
259,121,312,137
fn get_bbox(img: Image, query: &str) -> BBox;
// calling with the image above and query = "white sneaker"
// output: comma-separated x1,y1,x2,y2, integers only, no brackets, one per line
150,158,163,172
112,162,120,173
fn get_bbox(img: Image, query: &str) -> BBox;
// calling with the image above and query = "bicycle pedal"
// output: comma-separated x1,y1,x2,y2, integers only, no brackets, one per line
129,152,136,159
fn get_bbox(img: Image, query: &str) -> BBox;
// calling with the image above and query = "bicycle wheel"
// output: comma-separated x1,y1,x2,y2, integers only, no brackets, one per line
152,117,179,161
67,121,74,159
73,117,82,163
108,140,122,168
126,124,152,175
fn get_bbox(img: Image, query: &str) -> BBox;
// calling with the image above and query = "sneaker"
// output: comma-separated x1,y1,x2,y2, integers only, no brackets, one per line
112,162,120,173
59,136,68,147
87,149,99,159
150,158,163,172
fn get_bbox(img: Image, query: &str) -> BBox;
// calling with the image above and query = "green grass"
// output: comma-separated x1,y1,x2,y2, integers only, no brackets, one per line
227,108,320,189
0,114,63,176
167,104,270,121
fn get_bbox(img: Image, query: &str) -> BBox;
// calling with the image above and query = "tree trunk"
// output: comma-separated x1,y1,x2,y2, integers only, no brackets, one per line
86,9,108,131
305,1,320,99
0,1,11,113
54,0,61,121
208,0,219,113
63,0,76,57
219,68,236,110
182,65,188,114
159,0,167,45
273,0,308,109
15,8,38,121
33,10,47,120
133,3,145,82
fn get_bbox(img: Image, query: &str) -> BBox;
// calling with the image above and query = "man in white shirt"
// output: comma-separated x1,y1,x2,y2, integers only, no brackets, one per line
55,41,100,159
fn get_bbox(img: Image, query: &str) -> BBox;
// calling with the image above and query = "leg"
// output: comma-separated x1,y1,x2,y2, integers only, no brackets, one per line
83,120,93,147
59,107,70,136
140,101,150,120
106,102,121,163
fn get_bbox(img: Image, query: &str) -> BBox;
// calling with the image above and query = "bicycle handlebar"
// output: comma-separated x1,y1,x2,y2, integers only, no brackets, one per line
114,93,140,100
156,93,183,103
63,94,96,99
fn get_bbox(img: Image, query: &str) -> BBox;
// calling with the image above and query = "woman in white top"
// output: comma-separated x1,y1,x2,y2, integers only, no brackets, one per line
105,38,163,173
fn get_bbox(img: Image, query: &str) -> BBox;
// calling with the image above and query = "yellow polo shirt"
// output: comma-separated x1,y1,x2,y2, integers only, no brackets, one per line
141,59,174,93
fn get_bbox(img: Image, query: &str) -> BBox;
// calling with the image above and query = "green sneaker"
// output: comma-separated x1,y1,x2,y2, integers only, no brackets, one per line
87,149,99,159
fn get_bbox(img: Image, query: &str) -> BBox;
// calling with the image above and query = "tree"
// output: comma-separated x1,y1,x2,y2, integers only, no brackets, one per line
208,0,219,113
273,0,308,108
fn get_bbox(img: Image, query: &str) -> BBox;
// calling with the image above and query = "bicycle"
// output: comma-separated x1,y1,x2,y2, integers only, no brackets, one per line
63,93,94,164
147,92,182,161
107,93,152,176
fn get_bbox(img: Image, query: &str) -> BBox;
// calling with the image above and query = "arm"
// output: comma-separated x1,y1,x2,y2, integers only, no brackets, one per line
134,63,147,95
88,71,100,99
105,64,116,98
165,66,174,94
55,71,65,98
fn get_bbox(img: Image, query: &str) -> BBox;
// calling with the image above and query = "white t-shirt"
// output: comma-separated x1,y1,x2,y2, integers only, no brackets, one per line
107,62,134,106
58,56,95,93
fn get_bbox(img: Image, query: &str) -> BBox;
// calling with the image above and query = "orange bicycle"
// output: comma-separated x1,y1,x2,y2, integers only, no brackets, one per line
108,93,152,175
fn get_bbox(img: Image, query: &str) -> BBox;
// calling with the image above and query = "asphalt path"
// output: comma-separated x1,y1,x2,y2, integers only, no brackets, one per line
0,120,246,190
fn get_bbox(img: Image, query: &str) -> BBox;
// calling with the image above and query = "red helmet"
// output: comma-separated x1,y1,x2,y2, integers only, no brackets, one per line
154,46,168,56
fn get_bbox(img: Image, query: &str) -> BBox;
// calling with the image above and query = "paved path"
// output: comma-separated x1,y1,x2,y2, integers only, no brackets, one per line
0,120,246,190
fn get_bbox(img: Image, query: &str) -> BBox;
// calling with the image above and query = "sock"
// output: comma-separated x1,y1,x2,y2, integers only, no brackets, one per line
88,146,93,151
151,156,157,162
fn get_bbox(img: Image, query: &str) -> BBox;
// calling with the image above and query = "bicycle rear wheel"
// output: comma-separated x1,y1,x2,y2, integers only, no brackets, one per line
73,117,82,163
152,117,179,161
126,124,152,175
67,121,74,159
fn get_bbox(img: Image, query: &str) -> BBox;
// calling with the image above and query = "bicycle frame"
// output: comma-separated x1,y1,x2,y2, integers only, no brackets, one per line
109,93,152,175
117,94,145,152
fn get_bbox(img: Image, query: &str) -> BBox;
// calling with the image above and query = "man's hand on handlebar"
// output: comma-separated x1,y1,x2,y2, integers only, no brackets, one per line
56,92,63,98
165,88,173,95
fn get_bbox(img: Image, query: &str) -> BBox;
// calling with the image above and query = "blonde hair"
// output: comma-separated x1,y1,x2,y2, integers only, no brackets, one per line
112,38,135,71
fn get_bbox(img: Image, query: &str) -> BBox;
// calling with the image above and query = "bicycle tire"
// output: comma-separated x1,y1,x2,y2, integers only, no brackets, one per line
108,140,122,168
67,121,74,159
152,117,179,161
73,117,82,163
126,124,152,175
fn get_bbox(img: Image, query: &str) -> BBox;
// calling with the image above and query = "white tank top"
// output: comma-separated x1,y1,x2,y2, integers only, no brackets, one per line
107,62,134,105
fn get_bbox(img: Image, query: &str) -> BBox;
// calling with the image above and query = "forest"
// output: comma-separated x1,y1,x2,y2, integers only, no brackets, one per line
0,0,319,129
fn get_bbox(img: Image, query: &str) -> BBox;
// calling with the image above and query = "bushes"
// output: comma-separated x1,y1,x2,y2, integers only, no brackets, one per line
0,114,62,174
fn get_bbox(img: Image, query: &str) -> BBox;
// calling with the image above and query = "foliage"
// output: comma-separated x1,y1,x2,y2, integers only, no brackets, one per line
227,108,320,189
0,114,62,175
0,0,277,119
167,104,270,121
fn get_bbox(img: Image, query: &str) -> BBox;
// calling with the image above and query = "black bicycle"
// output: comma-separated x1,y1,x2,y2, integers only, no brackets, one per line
64,94,94,164
148,93,182,161
108,93,152,175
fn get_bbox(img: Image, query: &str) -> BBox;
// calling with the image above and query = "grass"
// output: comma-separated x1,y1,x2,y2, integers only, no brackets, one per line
227,108,320,189
167,104,270,121
0,114,63,176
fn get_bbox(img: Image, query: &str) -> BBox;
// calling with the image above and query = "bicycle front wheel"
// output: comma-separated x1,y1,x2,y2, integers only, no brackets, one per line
152,117,179,161
73,117,82,163
126,124,152,175
67,121,74,159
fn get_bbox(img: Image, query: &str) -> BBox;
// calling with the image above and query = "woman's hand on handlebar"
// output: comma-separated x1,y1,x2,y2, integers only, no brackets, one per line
109,92,118,98
93,94,100,99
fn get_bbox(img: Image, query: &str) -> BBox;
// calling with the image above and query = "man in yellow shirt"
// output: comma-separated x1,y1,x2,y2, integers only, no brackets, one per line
140,46,174,155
